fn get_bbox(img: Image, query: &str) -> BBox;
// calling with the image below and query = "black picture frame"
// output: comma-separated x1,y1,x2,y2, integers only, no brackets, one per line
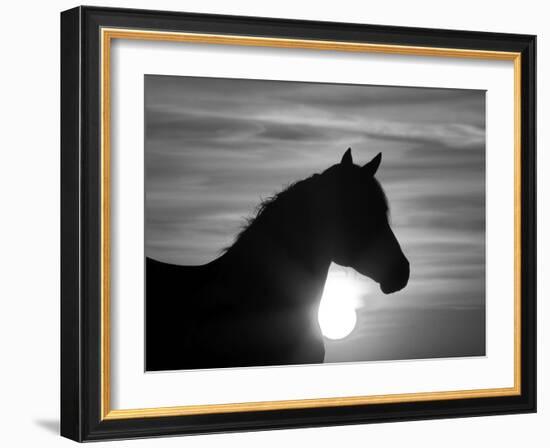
61,5,536,442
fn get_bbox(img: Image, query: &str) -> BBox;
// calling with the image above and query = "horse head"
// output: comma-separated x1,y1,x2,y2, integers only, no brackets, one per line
320,148,409,294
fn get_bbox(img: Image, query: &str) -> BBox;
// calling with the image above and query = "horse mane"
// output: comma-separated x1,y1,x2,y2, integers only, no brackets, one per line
223,164,390,254
224,173,320,252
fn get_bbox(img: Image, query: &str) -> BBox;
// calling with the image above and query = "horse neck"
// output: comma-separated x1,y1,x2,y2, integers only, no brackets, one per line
227,180,332,276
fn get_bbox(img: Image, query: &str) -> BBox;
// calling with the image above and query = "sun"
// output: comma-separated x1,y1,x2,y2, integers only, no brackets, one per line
318,267,364,340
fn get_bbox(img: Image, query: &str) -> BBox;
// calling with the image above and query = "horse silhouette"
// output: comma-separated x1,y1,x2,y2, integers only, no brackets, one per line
146,149,409,371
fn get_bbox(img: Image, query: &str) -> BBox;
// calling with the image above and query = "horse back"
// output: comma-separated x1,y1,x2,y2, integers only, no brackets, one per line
145,255,326,370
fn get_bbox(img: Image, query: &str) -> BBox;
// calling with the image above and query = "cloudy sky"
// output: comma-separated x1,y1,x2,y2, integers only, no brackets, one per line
145,75,486,362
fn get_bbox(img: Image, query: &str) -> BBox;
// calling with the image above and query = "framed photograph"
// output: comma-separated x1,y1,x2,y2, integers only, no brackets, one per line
60,6,536,442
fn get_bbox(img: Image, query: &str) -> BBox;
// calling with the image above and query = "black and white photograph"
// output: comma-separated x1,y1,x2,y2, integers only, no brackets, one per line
144,75,486,371
55,5,538,443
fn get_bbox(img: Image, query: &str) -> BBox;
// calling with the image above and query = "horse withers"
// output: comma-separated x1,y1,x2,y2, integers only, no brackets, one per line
146,149,409,371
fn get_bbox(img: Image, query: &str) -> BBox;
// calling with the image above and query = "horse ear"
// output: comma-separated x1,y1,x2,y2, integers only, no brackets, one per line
362,152,382,177
340,148,353,166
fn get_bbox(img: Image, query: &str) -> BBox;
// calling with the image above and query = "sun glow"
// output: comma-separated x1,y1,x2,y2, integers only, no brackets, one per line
318,267,366,340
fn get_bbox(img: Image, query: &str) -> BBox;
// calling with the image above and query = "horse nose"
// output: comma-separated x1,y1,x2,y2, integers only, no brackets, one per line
381,259,409,294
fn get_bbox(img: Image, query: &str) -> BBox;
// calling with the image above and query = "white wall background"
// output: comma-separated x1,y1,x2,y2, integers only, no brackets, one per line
0,0,546,446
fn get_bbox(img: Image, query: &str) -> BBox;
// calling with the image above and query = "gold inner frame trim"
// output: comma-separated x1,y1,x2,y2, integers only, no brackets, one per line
100,27,522,420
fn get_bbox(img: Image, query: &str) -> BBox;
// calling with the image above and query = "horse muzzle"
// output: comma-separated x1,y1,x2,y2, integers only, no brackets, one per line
380,260,410,294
